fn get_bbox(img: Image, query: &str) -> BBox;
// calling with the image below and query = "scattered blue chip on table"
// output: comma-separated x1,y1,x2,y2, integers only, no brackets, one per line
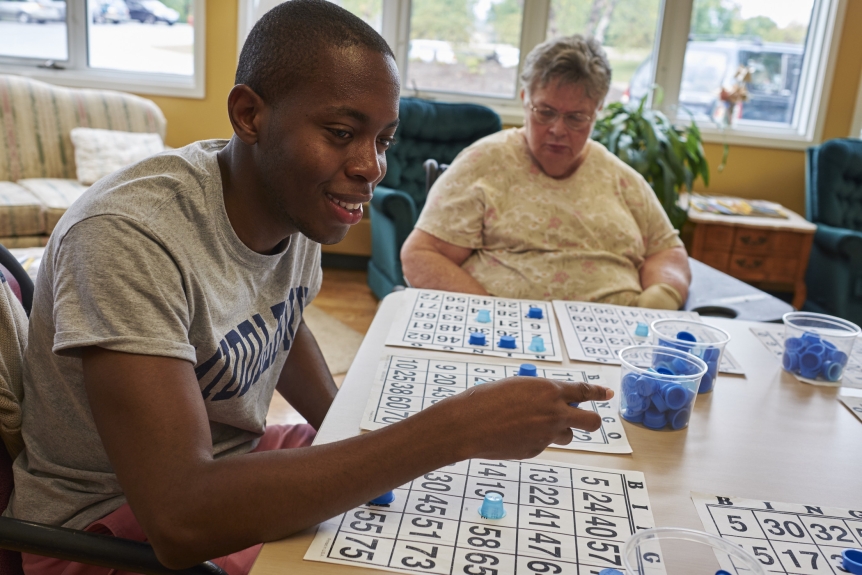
526,307,543,319
468,332,486,346
518,363,537,377
528,335,546,352
368,491,395,505
479,492,506,519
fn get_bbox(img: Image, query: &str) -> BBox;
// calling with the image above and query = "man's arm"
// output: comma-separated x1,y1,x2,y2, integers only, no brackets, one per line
82,347,612,569
275,319,337,430
401,229,488,294
638,246,691,307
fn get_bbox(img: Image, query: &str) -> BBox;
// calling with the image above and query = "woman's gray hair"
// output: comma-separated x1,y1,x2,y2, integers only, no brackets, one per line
520,35,612,103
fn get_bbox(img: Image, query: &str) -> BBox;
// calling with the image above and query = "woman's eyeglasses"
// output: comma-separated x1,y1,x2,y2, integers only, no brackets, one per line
525,102,594,130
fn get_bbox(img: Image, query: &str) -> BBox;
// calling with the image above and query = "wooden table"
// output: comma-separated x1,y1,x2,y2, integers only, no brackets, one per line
687,207,816,310
250,291,862,575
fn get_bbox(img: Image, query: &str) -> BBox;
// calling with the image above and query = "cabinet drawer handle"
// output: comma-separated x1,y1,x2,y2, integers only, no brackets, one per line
735,258,763,270
740,235,768,246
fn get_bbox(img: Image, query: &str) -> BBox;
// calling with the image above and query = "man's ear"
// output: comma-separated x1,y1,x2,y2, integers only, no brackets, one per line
226,84,266,146
520,88,526,103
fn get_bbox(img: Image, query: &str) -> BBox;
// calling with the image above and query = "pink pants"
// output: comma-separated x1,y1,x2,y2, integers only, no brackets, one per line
22,424,317,575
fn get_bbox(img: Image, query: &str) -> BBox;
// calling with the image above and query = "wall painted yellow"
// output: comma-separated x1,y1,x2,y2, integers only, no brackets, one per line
146,0,862,216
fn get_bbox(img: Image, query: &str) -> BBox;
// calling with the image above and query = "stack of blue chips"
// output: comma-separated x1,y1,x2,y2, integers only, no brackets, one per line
782,331,848,381
621,370,697,431
657,330,722,394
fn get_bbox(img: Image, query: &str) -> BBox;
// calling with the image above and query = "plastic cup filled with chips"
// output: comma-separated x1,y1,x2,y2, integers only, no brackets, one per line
618,345,707,431
781,312,860,384
651,319,730,394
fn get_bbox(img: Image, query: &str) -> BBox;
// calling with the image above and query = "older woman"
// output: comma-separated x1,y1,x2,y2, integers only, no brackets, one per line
400,35,690,309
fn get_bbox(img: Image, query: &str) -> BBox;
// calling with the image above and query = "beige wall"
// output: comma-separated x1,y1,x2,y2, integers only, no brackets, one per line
144,1,862,216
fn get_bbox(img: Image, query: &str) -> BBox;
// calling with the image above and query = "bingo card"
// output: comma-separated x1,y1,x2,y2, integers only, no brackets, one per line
386,289,564,362
360,355,632,454
552,301,744,375
750,324,862,389
306,457,659,575
692,492,862,575
839,395,862,423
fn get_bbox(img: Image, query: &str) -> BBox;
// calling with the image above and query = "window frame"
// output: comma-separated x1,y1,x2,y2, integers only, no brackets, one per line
851,67,862,138
0,0,206,99
235,0,844,148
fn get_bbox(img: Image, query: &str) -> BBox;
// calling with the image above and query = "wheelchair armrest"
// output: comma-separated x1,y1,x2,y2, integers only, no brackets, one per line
813,224,862,260
0,516,226,575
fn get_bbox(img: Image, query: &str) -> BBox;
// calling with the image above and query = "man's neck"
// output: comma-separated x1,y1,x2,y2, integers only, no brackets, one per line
217,138,295,255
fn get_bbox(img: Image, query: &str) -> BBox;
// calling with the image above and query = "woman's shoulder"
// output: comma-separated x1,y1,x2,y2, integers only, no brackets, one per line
584,140,650,191
455,127,527,166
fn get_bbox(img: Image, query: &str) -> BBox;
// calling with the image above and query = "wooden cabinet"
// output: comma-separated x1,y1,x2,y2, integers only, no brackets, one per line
688,208,816,309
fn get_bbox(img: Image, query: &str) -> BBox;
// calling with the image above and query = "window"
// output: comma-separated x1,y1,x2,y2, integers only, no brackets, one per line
547,0,663,106
0,1,68,61
0,0,205,98
405,0,523,99
237,0,845,148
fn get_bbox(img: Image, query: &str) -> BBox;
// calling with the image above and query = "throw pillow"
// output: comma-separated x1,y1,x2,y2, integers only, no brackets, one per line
70,128,164,186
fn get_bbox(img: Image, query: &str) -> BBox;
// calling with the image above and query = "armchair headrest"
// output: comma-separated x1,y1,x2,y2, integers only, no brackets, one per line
380,98,501,206
808,138,862,232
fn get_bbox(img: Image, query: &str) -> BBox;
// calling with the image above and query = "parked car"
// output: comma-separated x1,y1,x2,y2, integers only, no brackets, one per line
124,0,178,25
92,0,129,24
0,0,62,23
626,40,804,124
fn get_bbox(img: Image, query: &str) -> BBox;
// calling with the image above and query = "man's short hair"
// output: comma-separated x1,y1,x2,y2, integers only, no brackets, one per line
236,0,395,105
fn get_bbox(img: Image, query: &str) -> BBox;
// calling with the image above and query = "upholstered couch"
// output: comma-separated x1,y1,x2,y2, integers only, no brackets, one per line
0,74,166,247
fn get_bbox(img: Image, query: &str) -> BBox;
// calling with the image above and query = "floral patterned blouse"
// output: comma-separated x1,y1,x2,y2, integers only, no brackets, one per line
415,128,683,303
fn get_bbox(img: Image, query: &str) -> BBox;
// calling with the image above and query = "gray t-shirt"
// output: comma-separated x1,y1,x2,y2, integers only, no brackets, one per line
6,140,322,529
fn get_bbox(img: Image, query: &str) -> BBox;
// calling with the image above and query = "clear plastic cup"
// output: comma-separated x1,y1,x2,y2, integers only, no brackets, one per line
622,527,767,575
651,319,731,394
619,345,707,431
782,312,860,383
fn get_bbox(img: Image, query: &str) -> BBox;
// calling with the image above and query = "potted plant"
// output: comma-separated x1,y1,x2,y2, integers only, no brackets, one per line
592,94,709,230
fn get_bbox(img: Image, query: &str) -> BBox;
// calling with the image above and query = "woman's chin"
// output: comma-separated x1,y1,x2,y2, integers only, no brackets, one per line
537,158,577,179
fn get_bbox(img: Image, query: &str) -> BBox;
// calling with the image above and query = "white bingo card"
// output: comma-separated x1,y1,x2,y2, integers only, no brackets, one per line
386,289,564,362
552,301,744,375
360,355,632,454
306,458,660,575
693,492,862,575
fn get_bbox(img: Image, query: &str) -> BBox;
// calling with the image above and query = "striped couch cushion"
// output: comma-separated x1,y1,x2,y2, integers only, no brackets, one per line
16,179,87,234
0,182,44,236
0,74,166,182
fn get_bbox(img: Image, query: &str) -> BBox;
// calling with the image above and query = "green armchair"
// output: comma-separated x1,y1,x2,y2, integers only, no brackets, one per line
368,97,501,299
803,138,862,325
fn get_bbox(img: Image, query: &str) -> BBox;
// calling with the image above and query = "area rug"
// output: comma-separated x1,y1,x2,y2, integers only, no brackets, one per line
301,304,364,376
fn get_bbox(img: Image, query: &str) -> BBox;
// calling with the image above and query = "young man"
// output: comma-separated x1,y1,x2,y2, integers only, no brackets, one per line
7,2,612,573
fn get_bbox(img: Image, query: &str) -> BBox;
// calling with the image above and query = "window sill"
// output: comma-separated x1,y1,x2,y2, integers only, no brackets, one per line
694,123,819,152
0,64,204,99
400,89,526,126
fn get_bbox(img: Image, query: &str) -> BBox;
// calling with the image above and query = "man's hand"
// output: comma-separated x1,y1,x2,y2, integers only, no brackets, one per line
422,377,613,461
401,229,488,294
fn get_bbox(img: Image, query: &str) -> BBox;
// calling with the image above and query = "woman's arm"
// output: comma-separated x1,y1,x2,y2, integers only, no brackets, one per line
638,246,691,308
401,229,489,294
